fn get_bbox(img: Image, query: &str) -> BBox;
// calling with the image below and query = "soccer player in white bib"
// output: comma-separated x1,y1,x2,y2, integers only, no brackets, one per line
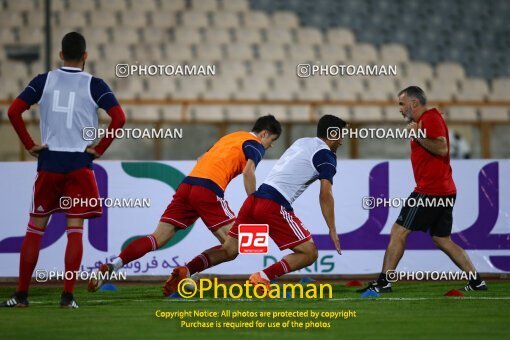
163,115,345,294
1,32,125,308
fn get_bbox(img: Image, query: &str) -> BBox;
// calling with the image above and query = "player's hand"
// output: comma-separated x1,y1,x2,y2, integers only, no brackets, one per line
407,121,418,134
329,229,341,255
28,144,48,158
86,147,101,159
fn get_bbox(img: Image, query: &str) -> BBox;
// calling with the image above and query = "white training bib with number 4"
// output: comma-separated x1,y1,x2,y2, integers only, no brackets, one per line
38,69,99,152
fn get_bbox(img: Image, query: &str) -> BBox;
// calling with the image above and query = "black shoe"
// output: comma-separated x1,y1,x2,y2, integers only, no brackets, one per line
60,291,79,309
356,281,393,293
0,292,29,307
464,281,488,291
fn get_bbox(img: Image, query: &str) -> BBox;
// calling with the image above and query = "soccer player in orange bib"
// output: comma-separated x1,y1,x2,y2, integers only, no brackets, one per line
88,115,281,292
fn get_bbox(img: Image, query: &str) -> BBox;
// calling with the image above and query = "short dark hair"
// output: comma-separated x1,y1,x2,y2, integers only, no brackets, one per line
398,86,427,105
252,115,282,136
317,114,347,138
61,32,86,61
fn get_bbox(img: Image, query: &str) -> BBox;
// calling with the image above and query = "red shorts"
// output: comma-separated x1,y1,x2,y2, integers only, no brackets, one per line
228,196,311,250
160,183,236,231
30,168,102,219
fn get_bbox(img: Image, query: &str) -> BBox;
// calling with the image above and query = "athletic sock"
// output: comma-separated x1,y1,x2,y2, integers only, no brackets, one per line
186,245,221,275
17,223,45,293
111,257,124,271
262,259,291,281
377,272,388,285
63,227,83,293
118,235,158,264
469,272,482,286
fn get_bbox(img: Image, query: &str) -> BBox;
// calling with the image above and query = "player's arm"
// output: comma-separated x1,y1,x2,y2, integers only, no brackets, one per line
242,140,265,196
87,78,126,158
8,74,48,157
313,149,341,254
242,159,256,195
319,179,341,254
408,118,448,157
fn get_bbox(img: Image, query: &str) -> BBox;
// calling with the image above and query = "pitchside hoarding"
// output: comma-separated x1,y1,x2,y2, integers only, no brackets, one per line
0,160,508,276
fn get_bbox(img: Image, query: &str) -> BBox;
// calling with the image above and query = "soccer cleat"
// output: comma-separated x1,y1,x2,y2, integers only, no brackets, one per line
88,263,113,292
0,292,29,308
60,291,79,309
162,266,189,297
356,281,393,293
249,272,272,294
464,281,488,291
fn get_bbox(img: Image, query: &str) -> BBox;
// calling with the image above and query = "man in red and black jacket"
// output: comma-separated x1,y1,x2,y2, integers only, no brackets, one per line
359,86,487,293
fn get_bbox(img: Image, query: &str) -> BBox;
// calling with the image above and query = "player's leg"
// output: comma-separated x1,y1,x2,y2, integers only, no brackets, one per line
1,171,62,307
429,196,487,291
60,217,84,308
250,201,313,289
358,193,428,293
183,221,234,277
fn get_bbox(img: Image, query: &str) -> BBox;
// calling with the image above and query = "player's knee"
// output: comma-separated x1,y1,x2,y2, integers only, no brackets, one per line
225,246,239,261
432,235,449,249
302,243,318,265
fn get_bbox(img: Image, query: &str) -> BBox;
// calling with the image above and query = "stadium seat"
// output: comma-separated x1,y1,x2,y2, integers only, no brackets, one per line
159,0,186,11
125,105,161,121
435,62,466,81
190,0,218,12
98,0,127,12
204,28,232,44
225,43,254,60
271,11,300,28
479,107,510,121
189,106,226,122
326,28,355,47
160,105,182,120
211,11,241,28
295,27,323,45
225,105,258,121
172,28,201,44
264,27,293,44
5,0,37,11
445,106,479,121
318,106,351,121
120,10,148,28
489,78,510,101
174,77,208,99
404,62,434,83
247,60,278,77
428,80,459,101
17,27,44,44
362,78,397,101
0,11,23,28
457,79,489,101
242,11,270,28
180,11,210,28
89,11,119,28
222,0,250,12
352,106,384,121
150,12,178,28
348,43,379,64
330,77,364,100
288,44,317,61
380,43,409,64
195,43,224,61
68,0,98,11
216,60,247,77
165,43,193,62
111,27,140,45
130,0,157,12
204,76,238,99
81,27,110,45
318,45,348,63
257,43,286,61
132,43,164,62
146,77,177,99
233,27,262,44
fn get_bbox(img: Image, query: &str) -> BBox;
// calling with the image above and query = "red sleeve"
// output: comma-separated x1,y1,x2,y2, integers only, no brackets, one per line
93,105,126,156
7,98,35,150
421,112,446,140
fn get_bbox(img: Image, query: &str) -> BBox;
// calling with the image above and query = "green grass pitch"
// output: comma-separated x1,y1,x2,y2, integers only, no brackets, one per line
0,281,509,340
